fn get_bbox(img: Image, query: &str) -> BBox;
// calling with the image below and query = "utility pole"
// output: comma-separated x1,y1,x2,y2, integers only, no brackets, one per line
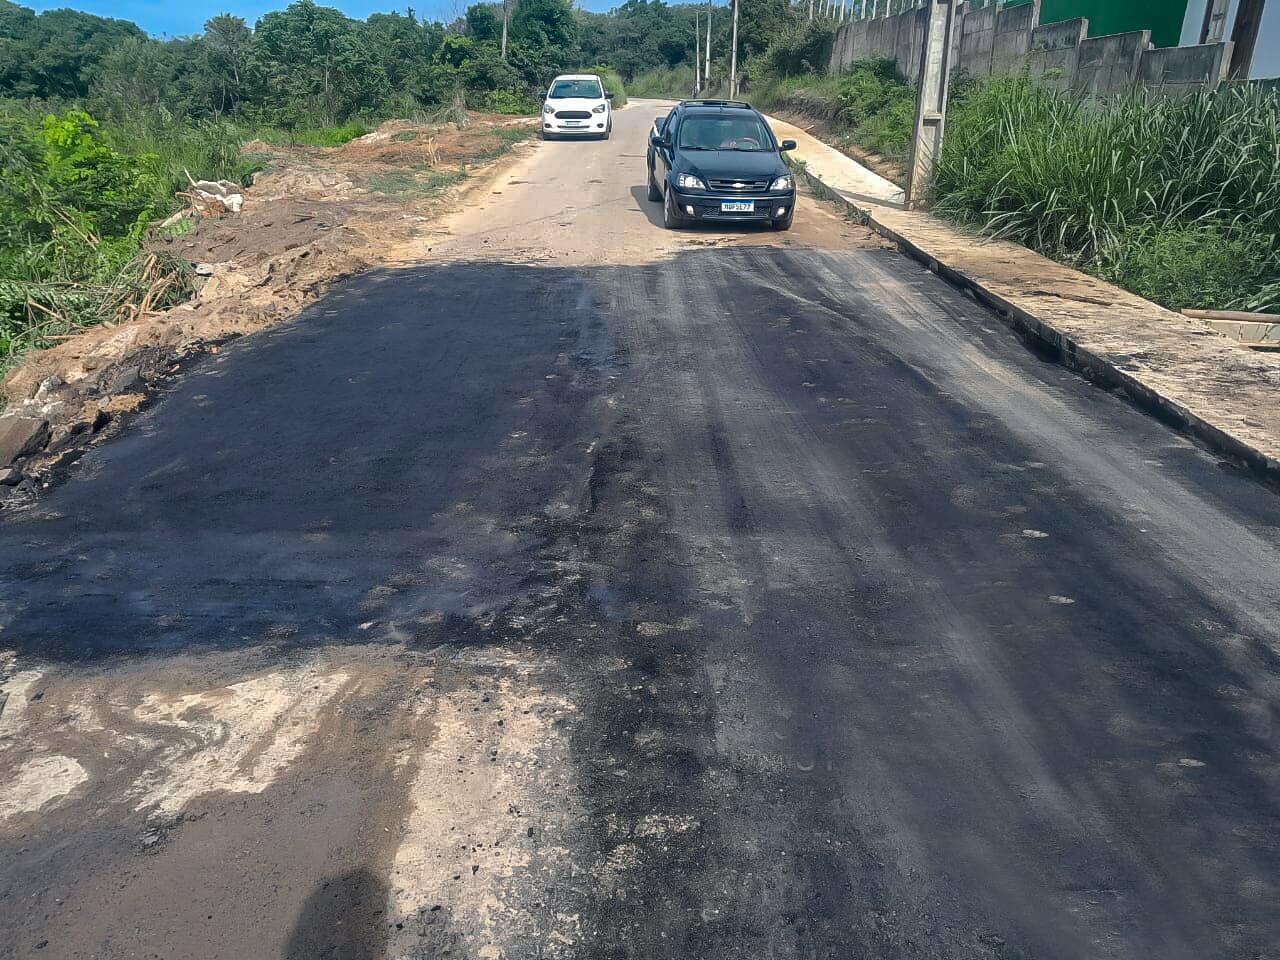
1199,0,1229,42
1230,0,1266,78
705,0,713,93
905,0,957,207
500,0,512,60
695,10,702,94
729,0,739,99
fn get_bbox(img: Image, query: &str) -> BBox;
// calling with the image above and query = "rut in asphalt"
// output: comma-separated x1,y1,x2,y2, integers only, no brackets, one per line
2,245,1279,959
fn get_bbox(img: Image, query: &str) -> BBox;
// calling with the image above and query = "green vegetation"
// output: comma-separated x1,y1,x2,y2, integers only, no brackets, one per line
933,77,1280,311
253,123,371,147
0,107,260,363
629,64,698,99
752,56,916,165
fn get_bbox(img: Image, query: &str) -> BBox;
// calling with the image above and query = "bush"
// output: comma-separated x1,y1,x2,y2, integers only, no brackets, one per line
761,21,836,79
0,107,236,364
1096,225,1275,311
587,65,627,108
473,89,540,115
628,64,696,99
932,77,1280,310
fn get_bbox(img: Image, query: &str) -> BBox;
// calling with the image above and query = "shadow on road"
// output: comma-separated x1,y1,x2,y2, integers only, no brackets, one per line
284,867,389,960
629,184,665,228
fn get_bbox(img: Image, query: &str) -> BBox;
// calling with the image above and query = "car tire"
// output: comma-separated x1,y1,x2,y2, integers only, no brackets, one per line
601,123,611,141
772,211,794,232
662,185,683,230
646,169,662,202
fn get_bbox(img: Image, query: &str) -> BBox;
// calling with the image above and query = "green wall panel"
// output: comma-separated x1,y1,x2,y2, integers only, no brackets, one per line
999,0,1191,48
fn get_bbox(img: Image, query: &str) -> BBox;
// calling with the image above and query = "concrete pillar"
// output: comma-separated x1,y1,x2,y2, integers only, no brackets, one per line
906,0,958,207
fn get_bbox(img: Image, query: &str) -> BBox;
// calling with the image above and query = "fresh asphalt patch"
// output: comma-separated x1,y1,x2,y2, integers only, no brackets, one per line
2,247,1279,958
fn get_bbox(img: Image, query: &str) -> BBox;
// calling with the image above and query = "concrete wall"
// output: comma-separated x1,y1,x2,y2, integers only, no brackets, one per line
991,1,1041,75
1027,17,1088,90
828,1,1236,95
1139,41,1233,95
957,5,998,77
1073,29,1150,96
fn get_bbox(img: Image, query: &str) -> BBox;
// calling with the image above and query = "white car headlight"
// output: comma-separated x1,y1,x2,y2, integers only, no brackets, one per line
592,103,607,114
542,103,555,114
770,175,793,191
676,173,706,191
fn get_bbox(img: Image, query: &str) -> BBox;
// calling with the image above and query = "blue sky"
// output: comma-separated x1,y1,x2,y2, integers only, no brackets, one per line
24,0,628,37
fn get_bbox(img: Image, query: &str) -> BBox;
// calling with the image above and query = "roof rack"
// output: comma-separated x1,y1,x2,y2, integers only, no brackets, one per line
679,98,753,109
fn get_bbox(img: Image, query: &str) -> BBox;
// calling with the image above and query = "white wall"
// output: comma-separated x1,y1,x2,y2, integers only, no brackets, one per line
1181,0,1280,77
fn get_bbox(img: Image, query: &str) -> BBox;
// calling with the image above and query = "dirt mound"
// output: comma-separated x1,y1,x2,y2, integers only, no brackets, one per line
251,168,355,202
337,122,523,167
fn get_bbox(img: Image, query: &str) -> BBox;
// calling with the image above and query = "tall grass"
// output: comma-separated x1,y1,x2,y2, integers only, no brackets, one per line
629,64,696,99
933,77,1280,310
247,122,371,147
0,105,261,367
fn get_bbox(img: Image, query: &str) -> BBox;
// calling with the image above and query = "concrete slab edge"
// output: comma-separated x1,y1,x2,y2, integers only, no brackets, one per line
790,161,1280,487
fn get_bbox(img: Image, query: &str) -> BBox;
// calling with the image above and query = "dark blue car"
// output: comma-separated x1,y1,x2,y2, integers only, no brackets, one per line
646,99,797,231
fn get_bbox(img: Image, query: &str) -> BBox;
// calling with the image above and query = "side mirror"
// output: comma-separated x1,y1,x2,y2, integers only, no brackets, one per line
649,133,666,148
606,92,615,100
780,139,797,152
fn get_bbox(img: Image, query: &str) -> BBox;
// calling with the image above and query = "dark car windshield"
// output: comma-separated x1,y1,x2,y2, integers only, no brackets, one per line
549,79,603,99
678,115,772,151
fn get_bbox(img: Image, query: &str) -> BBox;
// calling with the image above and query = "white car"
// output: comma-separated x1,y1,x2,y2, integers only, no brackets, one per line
541,74,613,141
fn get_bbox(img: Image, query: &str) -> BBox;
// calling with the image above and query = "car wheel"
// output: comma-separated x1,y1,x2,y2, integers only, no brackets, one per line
662,185,683,230
646,169,662,202
601,123,611,141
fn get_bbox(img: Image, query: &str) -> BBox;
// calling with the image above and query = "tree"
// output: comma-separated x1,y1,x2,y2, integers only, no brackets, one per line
91,36,177,110
247,1,390,126
736,0,795,60
511,0,576,53
466,3,501,42
203,14,251,114
0,1,146,99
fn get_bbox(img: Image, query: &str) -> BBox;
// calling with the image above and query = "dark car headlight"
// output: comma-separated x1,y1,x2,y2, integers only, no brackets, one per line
676,173,706,191
770,175,793,191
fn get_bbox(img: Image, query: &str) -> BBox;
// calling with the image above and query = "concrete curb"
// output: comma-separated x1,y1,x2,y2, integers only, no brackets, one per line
785,156,1280,487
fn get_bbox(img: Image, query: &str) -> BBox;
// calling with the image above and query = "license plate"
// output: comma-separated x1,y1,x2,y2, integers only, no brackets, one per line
564,121,583,126
721,200,754,213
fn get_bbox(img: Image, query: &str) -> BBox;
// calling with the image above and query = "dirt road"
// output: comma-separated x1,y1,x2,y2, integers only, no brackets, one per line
2,102,1279,960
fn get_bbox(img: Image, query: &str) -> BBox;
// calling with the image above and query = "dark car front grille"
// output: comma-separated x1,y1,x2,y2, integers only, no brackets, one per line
555,110,592,119
708,178,770,192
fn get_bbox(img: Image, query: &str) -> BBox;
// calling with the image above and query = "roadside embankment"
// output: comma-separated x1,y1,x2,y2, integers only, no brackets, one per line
766,113,1280,482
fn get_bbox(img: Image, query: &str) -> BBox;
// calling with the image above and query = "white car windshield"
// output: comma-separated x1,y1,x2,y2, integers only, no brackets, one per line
549,79,603,99
678,115,772,152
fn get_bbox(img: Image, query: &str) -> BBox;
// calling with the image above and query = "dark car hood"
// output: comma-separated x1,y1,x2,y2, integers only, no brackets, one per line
681,150,787,181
